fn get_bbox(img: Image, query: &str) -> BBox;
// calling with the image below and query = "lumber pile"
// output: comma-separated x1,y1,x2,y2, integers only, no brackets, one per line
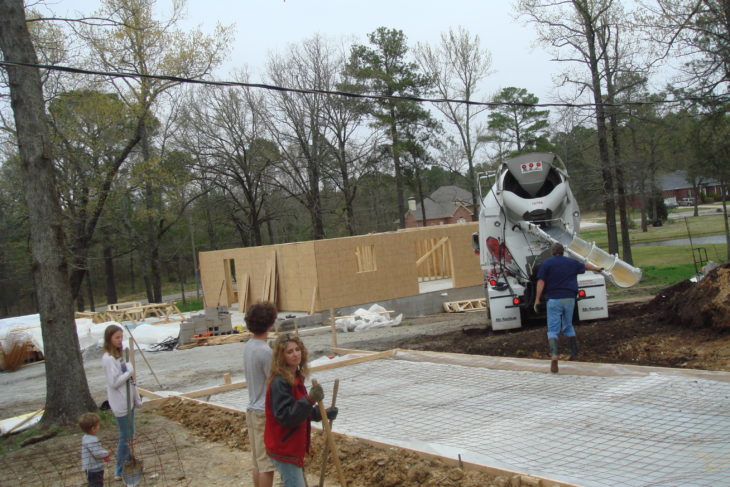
443,298,487,313
178,331,250,349
0,332,43,372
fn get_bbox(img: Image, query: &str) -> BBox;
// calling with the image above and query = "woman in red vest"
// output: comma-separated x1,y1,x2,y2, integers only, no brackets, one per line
264,334,338,487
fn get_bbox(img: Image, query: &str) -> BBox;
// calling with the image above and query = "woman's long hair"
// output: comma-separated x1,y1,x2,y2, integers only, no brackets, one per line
268,334,309,386
103,324,123,359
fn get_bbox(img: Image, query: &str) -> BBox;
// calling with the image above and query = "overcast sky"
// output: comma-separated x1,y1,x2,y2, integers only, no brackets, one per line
48,0,558,103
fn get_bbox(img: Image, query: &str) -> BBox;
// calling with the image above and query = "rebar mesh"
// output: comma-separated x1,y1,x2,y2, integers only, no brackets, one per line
212,353,730,487
0,428,187,487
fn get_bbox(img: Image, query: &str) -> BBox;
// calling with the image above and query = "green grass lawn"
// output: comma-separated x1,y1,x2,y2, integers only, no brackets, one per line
580,213,728,247
579,212,728,298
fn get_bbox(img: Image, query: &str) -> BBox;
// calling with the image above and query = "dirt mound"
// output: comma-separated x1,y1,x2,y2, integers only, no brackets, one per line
653,263,730,330
155,398,526,487
158,399,249,449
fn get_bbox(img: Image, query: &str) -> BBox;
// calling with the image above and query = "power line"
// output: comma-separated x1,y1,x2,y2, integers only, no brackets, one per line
1,60,727,109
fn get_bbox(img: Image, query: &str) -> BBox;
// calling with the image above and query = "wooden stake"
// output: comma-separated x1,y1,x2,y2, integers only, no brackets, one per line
223,373,231,385
309,286,318,315
128,336,136,382
4,408,44,436
271,251,278,306
125,325,164,390
318,379,340,487
329,308,337,351
311,380,346,487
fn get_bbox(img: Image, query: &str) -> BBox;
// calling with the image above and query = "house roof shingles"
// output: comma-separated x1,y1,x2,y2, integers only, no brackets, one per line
411,185,474,221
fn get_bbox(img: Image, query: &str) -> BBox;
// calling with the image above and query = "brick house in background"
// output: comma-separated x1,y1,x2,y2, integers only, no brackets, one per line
657,171,724,201
404,185,475,228
628,170,725,208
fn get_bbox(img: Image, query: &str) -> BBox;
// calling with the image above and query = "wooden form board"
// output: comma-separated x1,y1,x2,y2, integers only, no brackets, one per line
199,223,481,312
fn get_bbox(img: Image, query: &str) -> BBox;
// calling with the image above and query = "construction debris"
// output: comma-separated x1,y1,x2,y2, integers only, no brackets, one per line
334,304,402,332
442,298,486,313
178,306,234,345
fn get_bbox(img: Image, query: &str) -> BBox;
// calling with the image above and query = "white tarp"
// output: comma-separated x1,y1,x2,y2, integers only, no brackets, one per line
334,304,403,332
0,314,183,354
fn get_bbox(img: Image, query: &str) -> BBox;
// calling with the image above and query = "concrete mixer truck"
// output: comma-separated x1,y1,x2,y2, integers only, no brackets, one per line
474,152,642,330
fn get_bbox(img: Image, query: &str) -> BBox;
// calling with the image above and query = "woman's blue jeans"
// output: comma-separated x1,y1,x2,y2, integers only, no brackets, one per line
115,408,135,476
546,298,576,339
271,458,306,487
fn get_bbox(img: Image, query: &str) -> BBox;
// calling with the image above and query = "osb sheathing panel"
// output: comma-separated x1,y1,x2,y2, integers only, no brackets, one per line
199,243,317,309
313,233,420,310
275,242,318,310
199,223,482,312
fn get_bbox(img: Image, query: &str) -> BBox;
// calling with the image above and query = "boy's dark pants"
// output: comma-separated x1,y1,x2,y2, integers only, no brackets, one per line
87,469,104,487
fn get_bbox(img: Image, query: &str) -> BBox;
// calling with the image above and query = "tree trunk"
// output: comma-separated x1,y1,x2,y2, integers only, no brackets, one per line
76,291,85,313
85,270,95,312
339,143,356,236
575,1,618,254
202,191,219,249
308,122,325,240
390,118,406,229
722,180,730,261
103,242,117,304
0,0,96,425
603,62,633,264
176,255,186,306
129,251,136,294
140,118,163,303
416,167,428,227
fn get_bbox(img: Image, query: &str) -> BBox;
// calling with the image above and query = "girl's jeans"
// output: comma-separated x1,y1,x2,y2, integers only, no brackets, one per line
115,408,135,476
271,458,306,487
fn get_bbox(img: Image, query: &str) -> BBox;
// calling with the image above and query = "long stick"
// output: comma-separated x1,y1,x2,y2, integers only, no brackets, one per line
311,380,346,487
124,325,164,390
318,379,340,487
4,408,44,436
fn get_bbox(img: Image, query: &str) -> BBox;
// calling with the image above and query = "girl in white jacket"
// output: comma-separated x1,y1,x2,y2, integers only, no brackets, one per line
102,324,141,480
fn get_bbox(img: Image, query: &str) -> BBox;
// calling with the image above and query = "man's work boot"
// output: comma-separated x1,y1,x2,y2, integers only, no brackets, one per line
548,338,559,374
569,336,579,361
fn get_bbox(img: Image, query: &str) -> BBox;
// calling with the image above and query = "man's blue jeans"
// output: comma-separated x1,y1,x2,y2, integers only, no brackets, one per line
115,408,135,477
546,298,576,339
271,458,306,487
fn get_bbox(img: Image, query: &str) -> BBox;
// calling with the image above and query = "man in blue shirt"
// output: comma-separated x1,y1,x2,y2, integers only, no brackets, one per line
534,242,603,373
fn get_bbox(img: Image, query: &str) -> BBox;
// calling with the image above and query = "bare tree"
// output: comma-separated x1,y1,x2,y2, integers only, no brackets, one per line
0,0,96,426
517,0,620,254
594,3,652,264
179,82,277,246
265,35,337,240
640,0,729,97
415,26,493,219
78,0,231,302
321,49,382,235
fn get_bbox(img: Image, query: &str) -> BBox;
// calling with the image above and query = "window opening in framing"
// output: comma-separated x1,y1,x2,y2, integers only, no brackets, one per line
415,237,453,282
355,245,377,273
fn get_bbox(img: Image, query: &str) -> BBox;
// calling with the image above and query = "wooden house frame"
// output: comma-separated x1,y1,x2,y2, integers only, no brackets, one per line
198,223,482,312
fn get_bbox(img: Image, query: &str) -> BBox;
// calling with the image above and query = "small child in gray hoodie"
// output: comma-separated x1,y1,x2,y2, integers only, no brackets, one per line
79,412,110,487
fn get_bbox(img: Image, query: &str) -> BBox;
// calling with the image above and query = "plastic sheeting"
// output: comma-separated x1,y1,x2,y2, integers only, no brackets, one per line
334,304,403,332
